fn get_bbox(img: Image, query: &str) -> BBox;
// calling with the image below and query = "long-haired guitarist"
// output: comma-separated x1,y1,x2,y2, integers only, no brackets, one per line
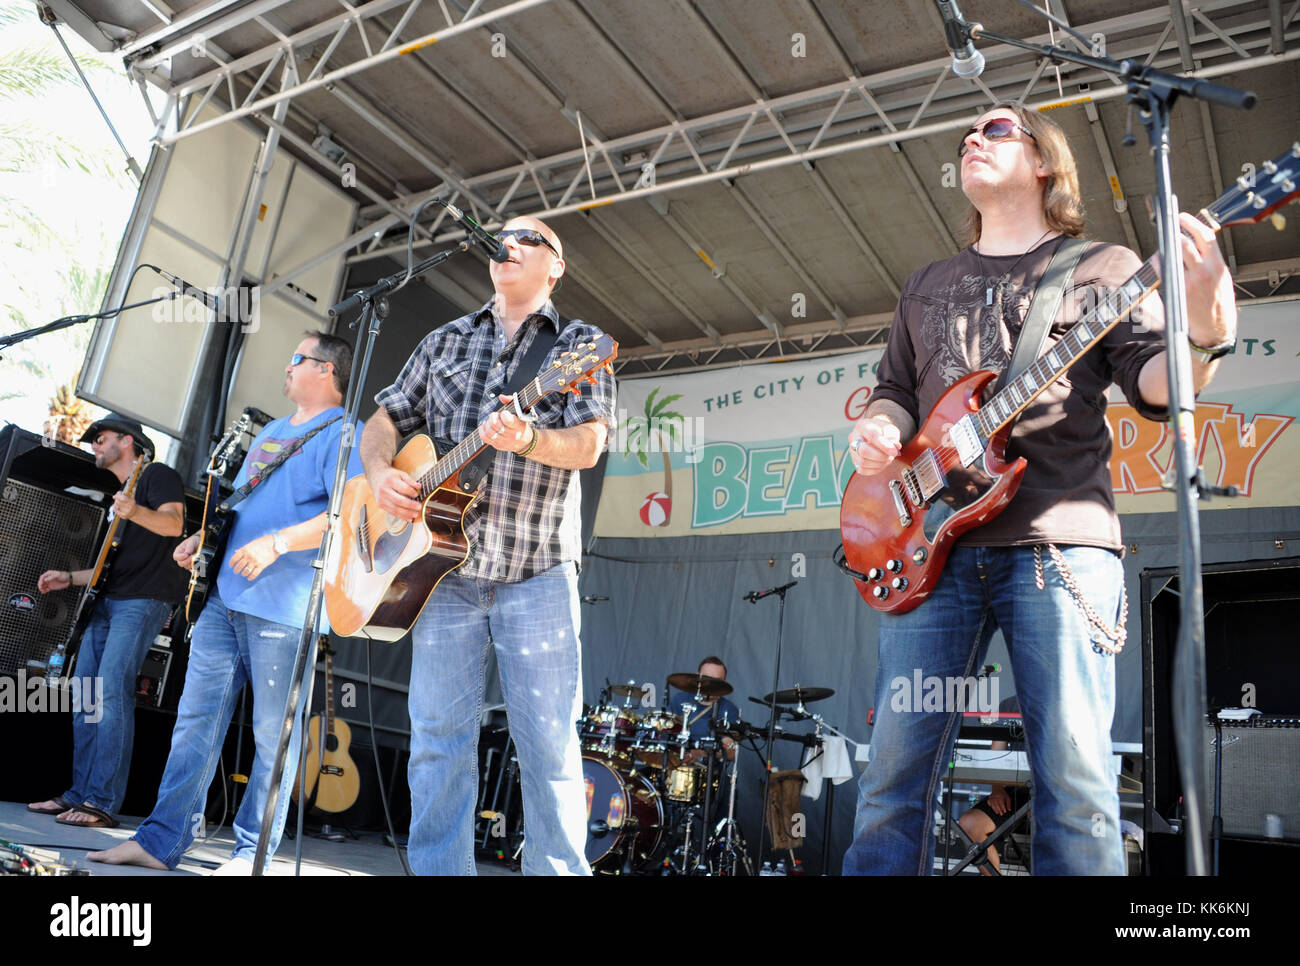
841,103,1237,875
27,414,186,831
90,331,363,875
360,215,616,875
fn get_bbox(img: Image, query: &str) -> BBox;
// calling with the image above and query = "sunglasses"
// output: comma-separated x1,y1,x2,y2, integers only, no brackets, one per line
958,117,1037,157
290,353,328,367
93,433,123,446
497,228,560,257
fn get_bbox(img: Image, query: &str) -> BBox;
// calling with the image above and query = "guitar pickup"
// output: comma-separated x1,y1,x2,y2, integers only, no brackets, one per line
888,479,912,527
357,505,373,573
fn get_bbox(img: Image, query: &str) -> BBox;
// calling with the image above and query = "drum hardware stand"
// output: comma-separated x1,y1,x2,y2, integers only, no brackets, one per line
742,579,798,868
945,795,1032,877
711,730,753,876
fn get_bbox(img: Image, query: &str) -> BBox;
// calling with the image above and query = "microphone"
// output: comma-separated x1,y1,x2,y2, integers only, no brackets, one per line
934,0,985,78
149,266,221,310
978,663,1001,678
438,200,509,263
742,580,798,603
243,407,275,427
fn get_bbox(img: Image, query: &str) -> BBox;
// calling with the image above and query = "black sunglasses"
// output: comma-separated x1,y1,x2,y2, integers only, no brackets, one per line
958,117,1037,157
497,228,560,257
290,353,328,367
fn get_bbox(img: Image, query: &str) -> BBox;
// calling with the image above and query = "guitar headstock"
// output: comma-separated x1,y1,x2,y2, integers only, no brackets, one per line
539,335,619,396
1207,143,1300,229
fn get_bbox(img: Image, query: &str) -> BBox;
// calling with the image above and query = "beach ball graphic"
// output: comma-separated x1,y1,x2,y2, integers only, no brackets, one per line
639,491,671,527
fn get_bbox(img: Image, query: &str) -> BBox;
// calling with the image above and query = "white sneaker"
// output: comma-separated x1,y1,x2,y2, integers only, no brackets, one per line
210,856,254,876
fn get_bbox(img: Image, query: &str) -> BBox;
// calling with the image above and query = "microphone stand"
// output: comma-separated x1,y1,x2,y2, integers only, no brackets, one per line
957,4,1254,877
744,580,797,868
251,242,471,875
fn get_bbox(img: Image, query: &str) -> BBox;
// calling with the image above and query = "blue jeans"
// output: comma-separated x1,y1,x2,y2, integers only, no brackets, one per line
65,596,171,813
132,594,303,868
407,561,590,875
843,545,1126,876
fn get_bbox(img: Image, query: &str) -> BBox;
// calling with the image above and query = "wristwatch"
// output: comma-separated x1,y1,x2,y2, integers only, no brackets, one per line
271,531,289,555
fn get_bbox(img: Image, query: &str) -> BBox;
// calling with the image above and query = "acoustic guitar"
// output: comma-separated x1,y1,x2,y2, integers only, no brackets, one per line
324,336,617,640
294,637,359,814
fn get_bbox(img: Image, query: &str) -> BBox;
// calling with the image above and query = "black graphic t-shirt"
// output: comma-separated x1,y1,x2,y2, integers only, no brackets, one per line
872,237,1166,551
105,461,187,603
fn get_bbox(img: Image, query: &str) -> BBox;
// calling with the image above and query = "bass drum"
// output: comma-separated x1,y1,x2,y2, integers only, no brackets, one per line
582,755,663,872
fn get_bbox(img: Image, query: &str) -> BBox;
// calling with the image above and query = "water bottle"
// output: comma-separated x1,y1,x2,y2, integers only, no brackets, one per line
759,861,774,876
46,643,67,683
774,858,787,876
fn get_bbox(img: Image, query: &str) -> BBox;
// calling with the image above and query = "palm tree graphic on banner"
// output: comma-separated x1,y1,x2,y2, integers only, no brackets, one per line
624,387,685,527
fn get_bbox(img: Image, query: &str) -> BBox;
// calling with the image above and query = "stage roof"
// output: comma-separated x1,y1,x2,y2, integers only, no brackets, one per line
48,0,1300,375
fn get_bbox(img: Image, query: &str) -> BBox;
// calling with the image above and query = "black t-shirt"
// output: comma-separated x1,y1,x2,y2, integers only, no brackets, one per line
104,461,187,604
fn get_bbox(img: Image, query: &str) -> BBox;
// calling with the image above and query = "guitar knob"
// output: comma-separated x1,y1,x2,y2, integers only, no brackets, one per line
867,567,884,582
912,548,928,564
891,577,908,591
886,559,903,573
872,585,890,600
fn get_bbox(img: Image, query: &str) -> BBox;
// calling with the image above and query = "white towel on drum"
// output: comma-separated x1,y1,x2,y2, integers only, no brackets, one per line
800,736,854,800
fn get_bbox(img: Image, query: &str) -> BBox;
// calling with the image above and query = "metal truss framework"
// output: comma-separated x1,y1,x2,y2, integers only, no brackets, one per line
119,0,1300,375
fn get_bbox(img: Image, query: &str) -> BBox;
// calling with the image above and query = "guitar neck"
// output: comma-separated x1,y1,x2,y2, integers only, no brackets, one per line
89,457,150,588
977,224,1196,439
414,375,544,498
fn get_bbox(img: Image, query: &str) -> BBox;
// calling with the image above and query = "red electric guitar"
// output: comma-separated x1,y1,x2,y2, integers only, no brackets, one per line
841,143,1300,615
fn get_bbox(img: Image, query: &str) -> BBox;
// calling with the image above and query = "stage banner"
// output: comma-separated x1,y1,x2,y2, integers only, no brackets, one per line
594,299,1298,538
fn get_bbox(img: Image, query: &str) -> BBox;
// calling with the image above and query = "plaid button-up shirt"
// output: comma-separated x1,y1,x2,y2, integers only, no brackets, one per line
375,298,617,582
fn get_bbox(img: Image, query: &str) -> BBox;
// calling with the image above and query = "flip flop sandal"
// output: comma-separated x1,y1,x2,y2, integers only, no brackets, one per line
55,803,120,829
27,795,75,815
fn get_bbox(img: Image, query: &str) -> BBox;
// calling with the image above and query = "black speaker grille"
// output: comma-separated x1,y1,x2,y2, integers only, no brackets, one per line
1203,719,1300,841
0,479,105,675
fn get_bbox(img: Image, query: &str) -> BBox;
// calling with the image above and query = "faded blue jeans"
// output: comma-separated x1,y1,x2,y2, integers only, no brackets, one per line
407,561,590,875
843,545,1126,876
65,596,172,814
133,594,303,868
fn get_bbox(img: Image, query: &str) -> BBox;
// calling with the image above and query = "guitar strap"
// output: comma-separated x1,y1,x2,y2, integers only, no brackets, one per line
461,312,567,489
218,415,342,513
993,236,1090,394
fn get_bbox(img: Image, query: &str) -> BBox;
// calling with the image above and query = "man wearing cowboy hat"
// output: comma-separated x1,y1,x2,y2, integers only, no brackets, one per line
27,412,186,830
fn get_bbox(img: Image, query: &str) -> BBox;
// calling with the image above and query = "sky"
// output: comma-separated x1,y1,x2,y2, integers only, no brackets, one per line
0,1,158,444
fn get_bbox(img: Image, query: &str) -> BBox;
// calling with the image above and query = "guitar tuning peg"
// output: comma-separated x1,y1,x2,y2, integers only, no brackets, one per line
586,374,597,385
1270,212,1287,231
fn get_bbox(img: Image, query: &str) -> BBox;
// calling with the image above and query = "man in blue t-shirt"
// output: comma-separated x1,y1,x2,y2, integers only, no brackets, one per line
90,331,362,875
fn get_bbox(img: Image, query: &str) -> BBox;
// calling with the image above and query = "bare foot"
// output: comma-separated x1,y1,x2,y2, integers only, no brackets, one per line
86,840,169,870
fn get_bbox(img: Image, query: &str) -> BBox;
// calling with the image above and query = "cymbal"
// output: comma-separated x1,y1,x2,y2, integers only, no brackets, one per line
609,683,646,699
761,685,834,705
667,672,734,698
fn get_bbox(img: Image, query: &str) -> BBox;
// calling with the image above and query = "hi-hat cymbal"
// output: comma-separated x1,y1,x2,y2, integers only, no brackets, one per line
760,685,834,705
667,672,734,698
609,683,646,699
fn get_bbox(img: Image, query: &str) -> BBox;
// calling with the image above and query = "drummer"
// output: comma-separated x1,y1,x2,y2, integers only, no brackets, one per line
669,656,741,760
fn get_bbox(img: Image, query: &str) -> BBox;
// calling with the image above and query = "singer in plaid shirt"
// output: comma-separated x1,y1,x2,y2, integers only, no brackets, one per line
362,215,615,876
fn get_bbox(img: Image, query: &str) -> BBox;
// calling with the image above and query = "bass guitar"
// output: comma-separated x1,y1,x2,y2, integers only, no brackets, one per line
841,143,1300,615
49,454,150,676
325,336,617,640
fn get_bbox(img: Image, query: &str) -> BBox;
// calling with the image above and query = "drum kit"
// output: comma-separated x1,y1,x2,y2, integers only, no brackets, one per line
577,672,748,874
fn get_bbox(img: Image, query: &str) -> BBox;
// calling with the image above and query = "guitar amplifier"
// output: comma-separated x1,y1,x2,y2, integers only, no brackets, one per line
1202,717,1300,842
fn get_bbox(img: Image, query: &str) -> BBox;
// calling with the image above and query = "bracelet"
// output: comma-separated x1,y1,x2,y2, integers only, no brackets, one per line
520,425,540,457
1188,333,1236,362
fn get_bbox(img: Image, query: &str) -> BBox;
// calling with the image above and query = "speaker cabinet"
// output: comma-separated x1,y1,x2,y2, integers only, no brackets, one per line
1141,556,1300,872
0,479,107,675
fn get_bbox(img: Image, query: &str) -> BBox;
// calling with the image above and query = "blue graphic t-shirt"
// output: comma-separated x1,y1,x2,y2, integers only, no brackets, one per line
215,408,363,628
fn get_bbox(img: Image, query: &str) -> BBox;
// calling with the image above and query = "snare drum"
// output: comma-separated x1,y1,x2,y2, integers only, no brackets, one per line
665,763,702,803
582,755,663,871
